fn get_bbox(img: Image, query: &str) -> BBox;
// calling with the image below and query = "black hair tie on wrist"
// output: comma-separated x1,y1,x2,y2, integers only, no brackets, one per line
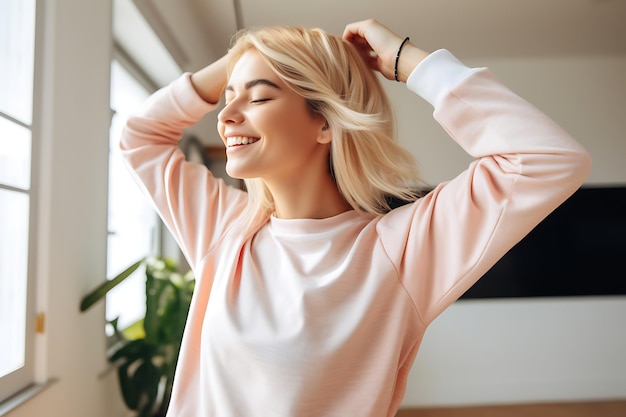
394,37,410,82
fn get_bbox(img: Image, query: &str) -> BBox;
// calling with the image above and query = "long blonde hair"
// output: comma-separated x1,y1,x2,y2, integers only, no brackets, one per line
226,25,423,227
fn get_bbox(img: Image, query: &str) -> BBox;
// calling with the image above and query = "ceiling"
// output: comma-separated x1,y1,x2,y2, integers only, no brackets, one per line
114,0,626,89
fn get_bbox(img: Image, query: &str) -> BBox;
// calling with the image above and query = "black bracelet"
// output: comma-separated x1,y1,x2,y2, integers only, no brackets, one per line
394,36,410,82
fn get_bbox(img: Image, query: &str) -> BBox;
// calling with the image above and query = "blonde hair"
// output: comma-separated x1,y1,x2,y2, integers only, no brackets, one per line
226,25,423,227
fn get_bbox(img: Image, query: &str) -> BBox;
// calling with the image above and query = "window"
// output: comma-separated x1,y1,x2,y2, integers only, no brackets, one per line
106,59,158,331
0,0,37,402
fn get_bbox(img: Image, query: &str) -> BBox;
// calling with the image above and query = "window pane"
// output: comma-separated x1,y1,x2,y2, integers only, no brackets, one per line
106,61,155,330
0,0,36,124
0,117,32,190
0,189,29,378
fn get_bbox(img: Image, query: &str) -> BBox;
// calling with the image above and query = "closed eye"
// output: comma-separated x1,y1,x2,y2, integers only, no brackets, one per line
251,98,272,104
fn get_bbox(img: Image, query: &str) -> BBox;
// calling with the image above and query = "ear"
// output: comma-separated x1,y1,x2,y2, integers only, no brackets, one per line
316,120,332,144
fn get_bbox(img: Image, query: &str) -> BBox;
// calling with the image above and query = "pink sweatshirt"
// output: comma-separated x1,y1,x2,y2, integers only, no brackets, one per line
120,50,591,417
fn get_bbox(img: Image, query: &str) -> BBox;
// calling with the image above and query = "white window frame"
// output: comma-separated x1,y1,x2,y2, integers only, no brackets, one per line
0,0,40,404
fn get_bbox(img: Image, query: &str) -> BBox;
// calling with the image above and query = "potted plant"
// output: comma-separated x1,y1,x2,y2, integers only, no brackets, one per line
80,257,195,417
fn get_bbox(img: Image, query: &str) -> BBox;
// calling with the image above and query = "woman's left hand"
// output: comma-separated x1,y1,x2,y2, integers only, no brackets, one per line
342,19,429,83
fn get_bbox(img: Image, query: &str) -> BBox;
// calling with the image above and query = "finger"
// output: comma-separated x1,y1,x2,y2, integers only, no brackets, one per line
349,35,372,53
342,19,371,42
342,22,359,41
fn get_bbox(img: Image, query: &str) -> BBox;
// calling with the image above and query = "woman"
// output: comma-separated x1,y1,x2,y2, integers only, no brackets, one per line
121,19,591,417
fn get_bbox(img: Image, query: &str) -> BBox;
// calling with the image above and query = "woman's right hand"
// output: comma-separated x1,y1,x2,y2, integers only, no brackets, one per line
190,54,230,105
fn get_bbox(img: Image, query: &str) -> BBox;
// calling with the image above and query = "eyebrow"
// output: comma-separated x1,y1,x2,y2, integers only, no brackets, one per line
225,78,282,92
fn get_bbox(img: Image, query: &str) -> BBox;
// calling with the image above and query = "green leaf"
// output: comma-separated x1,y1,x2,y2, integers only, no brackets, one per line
132,360,162,415
79,258,145,312
143,268,161,343
117,361,142,410
110,338,153,362
121,318,146,340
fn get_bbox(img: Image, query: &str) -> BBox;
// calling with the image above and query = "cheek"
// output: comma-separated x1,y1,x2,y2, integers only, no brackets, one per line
273,106,320,137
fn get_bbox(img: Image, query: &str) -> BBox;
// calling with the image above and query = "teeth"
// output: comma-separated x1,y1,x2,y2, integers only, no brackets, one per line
227,136,260,147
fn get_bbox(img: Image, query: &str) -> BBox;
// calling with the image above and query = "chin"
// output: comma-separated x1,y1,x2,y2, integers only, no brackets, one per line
225,165,251,181
225,169,243,180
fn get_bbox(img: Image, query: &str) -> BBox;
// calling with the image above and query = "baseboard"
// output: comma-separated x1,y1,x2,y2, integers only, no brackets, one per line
395,399,626,417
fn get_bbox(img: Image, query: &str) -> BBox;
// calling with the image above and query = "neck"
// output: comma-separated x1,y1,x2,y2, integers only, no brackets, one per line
265,172,351,219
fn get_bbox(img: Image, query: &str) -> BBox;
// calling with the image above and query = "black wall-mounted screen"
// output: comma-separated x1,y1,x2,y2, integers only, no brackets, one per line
461,186,626,299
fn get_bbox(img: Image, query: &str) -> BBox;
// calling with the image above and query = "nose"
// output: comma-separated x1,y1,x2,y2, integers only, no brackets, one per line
217,100,244,125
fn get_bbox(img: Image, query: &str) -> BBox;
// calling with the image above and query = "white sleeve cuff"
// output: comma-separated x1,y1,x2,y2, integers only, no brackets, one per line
406,49,482,108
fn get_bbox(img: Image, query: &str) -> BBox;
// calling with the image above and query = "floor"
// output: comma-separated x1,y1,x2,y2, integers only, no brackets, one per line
395,400,626,417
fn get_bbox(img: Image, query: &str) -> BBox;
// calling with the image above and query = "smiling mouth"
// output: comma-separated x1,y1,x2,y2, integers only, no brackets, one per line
226,136,260,147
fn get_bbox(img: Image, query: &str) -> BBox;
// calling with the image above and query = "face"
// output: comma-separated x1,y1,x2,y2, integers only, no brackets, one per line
217,50,329,183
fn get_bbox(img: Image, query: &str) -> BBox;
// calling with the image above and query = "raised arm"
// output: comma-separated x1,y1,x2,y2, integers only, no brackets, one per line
120,54,248,270
347,20,592,325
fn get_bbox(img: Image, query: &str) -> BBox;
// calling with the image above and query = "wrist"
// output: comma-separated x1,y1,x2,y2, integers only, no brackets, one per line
396,44,430,83
190,54,229,104
394,37,410,82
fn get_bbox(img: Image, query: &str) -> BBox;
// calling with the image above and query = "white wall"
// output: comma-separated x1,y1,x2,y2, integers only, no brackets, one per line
7,0,126,416
406,297,626,407
391,54,626,407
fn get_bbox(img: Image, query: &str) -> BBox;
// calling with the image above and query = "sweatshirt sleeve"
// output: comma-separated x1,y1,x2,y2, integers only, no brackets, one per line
119,73,248,270
378,50,592,326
